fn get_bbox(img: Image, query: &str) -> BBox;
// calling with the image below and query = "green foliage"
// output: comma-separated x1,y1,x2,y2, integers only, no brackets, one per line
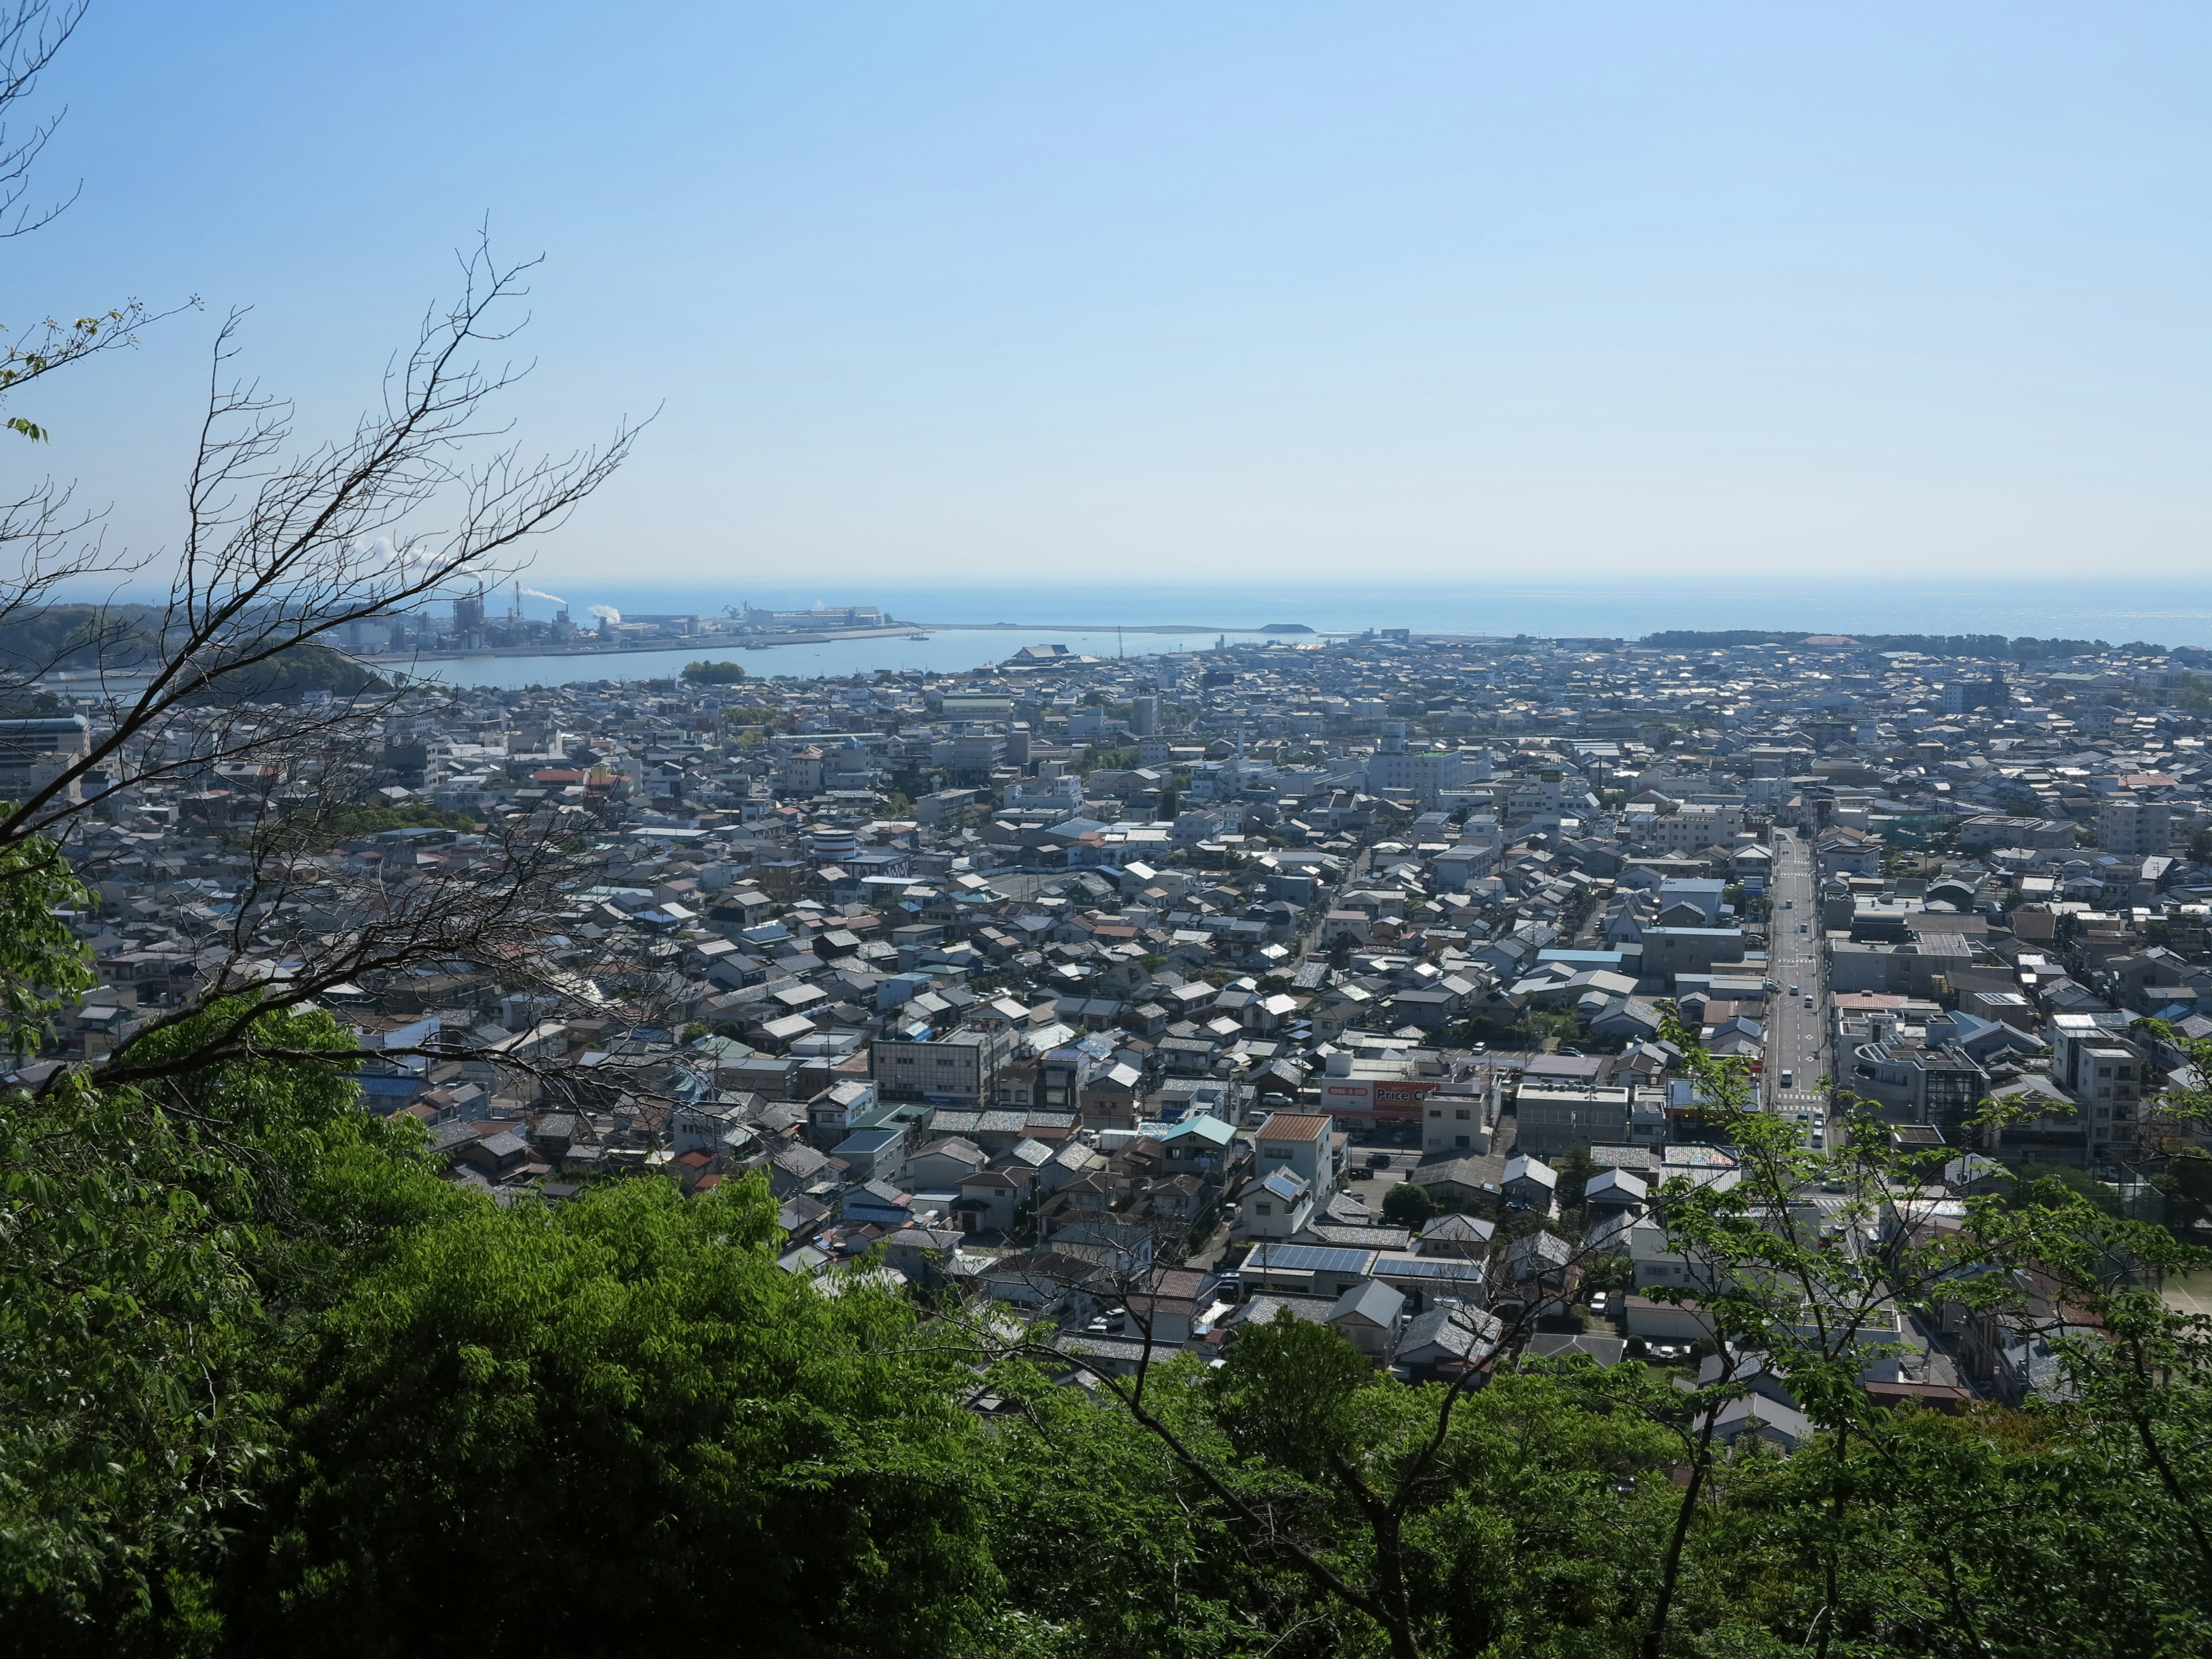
0,604,160,677
10,835,2212,1657
222,1178,998,1657
679,659,747,684
0,838,91,1051
1581,1253,1634,1294
2156,1149,2212,1233
0,309,142,441
2005,1160,2122,1215
268,803,478,850
1639,629,2119,659
1554,1139,1597,1207
985,1320,1684,1659
199,642,385,704
0,994,437,1641
1209,1311,1376,1477
1380,1181,1434,1227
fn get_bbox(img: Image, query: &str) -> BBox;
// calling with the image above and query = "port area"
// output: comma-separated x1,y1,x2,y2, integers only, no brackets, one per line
357,623,925,664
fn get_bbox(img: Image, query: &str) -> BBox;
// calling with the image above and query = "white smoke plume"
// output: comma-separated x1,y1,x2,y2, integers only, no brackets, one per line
519,587,567,605
588,604,621,623
354,534,417,565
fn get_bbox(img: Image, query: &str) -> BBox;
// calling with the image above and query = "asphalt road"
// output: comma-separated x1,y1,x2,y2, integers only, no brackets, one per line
1764,829,1831,1138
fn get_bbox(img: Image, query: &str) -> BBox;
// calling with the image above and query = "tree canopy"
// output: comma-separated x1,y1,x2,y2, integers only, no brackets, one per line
680,659,749,684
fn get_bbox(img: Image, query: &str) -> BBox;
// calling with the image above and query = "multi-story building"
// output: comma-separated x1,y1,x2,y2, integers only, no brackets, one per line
1633,802,1746,854
1513,1085,1637,1158
1251,1111,1335,1196
1363,723,1476,806
2097,796,2171,857
2050,1014,2148,1160
870,1024,1014,1107
0,715,89,802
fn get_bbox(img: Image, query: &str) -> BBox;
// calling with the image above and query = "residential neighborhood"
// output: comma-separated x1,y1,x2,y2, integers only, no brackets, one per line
29,619,2212,1412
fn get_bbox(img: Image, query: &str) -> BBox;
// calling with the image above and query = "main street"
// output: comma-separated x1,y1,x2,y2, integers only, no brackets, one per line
1764,828,1831,1141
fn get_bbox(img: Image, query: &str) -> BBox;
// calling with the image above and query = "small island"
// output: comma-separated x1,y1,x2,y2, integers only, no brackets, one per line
1259,621,1315,633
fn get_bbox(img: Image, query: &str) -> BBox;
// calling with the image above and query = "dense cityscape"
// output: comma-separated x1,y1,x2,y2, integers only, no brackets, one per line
29,619,2212,1407
10,1,2212,1650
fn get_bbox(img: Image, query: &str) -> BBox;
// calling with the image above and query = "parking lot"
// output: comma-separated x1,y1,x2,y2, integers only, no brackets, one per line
1339,1146,1423,1194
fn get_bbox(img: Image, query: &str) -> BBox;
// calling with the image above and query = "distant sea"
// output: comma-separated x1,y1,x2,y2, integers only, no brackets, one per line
403,579,2212,690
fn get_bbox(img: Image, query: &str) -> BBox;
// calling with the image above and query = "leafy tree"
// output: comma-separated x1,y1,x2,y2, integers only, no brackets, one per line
1581,1254,1634,1295
2156,1147,2212,1234
1,967,445,1639
247,801,479,853
1380,1181,1434,1227
976,1315,1682,1659
1555,1139,1597,1218
680,658,747,684
2004,1158,2122,1215
217,1177,999,1658
947,1008,2212,1659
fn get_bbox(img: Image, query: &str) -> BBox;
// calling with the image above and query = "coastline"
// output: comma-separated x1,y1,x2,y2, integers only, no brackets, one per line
355,618,1329,669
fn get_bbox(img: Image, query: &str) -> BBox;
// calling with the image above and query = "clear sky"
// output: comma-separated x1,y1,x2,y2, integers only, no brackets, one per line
14,2,2212,598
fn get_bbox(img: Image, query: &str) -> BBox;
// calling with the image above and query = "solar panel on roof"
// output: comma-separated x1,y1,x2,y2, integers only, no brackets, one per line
1373,1257,1486,1282
1247,1244,1377,1275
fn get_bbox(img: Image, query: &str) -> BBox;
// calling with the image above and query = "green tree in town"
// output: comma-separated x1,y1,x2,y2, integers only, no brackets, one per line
680,659,747,684
1380,1181,1434,1228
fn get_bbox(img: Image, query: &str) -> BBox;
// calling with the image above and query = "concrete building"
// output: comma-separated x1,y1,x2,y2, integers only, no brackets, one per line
2099,796,2172,858
1513,1085,1637,1158
0,715,89,801
871,1025,1013,1107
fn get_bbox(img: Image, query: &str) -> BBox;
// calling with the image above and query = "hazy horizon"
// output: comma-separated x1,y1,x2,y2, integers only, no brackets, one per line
15,3,2212,592
257,577,2212,653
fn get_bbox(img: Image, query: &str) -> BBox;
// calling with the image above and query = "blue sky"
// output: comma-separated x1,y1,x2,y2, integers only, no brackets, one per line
14,2,2212,599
